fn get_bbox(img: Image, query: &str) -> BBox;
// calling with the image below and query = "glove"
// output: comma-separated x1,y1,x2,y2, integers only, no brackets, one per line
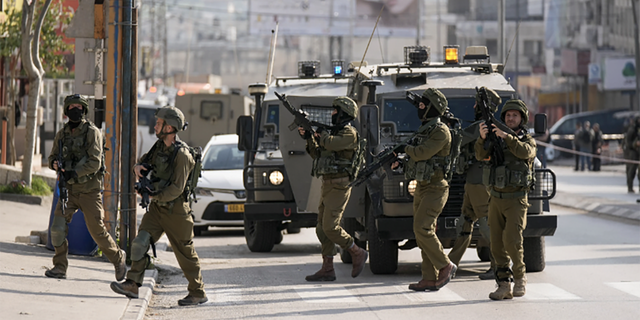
62,170,78,181
299,130,311,139
315,126,325,134
395,144,406,154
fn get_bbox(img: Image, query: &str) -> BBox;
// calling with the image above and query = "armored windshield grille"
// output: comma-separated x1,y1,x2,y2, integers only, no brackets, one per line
383,174,410,200
441,174,465,216
528,169,556,200
301,105,332,127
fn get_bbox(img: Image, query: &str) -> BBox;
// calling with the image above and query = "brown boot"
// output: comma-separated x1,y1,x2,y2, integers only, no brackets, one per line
110,279,139,299
435,262,457,289
114,249,127,281
305,256,336,281
408,279,438,291
489,281,513,300
513,277,527,297
178,294,209,306
347,244,368,278
44,266,66,279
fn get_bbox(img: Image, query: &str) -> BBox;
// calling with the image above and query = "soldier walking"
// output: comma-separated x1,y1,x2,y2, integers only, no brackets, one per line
45,94,127,281
475,100,536,300
110,106,208,306
447,88,499,280
298,97,368,281
624,116,640,193
403,88,456,291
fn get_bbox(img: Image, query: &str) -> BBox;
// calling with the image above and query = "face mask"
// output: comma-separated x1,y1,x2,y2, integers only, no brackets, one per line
331,113,339,125
417,106,427,121
67,108,83,122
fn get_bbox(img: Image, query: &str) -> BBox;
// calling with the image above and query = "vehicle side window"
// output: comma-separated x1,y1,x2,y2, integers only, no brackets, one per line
138,108,157,126
557,119,576,135
202,144,245,170
265,104,279,132
201,101,223,121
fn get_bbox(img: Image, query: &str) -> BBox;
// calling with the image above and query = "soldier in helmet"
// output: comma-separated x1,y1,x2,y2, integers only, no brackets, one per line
448,87,498,280
110,106,208,306
45,94,127,281
475,99,536,300
298,96,368,281
623,116,640,193
403,88,457,291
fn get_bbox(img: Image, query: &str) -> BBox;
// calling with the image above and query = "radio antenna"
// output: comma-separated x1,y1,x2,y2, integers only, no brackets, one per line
349,5,384,97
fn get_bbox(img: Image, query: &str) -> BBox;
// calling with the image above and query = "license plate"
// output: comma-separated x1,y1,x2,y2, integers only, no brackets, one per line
225,204,244,213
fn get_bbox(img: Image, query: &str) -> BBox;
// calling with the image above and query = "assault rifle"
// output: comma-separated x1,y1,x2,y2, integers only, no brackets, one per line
274,91,332,136
476,87,516,165
57,142,68,215
134,164,155,211
349,121,433,187
406,91,422,108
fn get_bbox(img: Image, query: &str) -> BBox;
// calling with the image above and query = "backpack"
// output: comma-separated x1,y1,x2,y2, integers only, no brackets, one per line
444,124,464,182
176,142,203,206
351,135,367,180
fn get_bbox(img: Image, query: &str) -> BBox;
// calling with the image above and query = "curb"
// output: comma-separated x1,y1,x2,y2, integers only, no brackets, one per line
550,191,640,222
0,193,46,205
120,269,158,320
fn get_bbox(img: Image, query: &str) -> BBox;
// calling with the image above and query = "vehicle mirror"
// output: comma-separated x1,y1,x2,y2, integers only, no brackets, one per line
236,115,253,151
360,104,379,147
534,113,547,135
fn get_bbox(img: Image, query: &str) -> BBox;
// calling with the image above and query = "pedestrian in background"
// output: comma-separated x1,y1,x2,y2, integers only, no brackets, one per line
578,121,594,171
591,123,603,171
573,122,582,171
535,128,550,168
624,116,640,193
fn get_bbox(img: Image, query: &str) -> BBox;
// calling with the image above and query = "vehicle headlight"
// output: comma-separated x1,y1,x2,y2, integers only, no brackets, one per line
195,187,215,197
269,170,284,185
407,180,417,196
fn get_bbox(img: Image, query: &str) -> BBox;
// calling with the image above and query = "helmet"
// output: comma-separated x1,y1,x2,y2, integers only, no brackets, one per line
500,99,529,126
332,96,358,118
63,94,89,115
475,87,501,113
421,88,448,119
155,106,186,131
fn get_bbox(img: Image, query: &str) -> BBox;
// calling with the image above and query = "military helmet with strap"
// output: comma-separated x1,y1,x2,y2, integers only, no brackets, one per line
64,94,89,115
155,106,187,132
332,96,358,119
501,99,529,125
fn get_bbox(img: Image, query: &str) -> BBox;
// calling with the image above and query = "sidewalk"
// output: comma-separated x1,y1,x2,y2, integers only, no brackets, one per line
0,163,638,320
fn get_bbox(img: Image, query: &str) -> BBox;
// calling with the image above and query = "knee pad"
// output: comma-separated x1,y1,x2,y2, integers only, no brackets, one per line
131,230,152,262
50,216,67,247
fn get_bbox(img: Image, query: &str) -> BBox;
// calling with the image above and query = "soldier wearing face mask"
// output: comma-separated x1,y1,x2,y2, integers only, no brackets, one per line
45,94,127,282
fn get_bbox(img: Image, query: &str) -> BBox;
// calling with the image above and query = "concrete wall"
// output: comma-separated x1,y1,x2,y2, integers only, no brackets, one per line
0,164,57,190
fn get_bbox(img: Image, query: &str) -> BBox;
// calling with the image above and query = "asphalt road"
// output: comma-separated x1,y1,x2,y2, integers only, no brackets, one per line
144,205,640,320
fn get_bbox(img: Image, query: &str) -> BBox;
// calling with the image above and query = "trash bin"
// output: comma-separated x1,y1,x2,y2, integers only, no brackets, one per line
46,180,98,256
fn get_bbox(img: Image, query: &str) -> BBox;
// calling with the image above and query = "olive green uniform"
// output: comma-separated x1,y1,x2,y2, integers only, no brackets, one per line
448,122,492,267
624,121,640,191
305,126,358,256
475,132,536,281
126,139,206,299
47,120,124,272
405,118,452,281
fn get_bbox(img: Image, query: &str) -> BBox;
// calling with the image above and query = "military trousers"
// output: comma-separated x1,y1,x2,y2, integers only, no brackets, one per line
316,177,354,257
488,195,528,280
413,180,450,281
127,200,206,298
50,191,123,272
625,150,640,190
448,183,492,267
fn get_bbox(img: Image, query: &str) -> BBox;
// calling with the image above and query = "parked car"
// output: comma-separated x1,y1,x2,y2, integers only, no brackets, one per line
191,134,246,236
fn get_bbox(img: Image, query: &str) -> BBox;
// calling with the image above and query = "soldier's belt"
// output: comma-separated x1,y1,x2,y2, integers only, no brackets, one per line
322,176,350,184
151,198,180,207
490,189,527,199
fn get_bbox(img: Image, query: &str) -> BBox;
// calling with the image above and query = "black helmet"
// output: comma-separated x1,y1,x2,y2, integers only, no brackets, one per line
63,94,89,115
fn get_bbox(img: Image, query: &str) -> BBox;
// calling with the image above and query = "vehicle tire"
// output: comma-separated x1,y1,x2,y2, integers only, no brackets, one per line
274,230,284,244
524,236,545,272
476,245,491,262
367,205,398,274
193,226,207,237
244,217,279,252
286,225,301,234
339,217,366,264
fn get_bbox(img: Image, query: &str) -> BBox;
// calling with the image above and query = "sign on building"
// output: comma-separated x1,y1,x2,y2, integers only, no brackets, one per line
603,58,636,91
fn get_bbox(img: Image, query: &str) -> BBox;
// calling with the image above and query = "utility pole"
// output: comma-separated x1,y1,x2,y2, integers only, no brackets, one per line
498,0,505,63
436,0,441,57
515,0,520,94
632,0,640,111
150,0,156,83
162,0,168,84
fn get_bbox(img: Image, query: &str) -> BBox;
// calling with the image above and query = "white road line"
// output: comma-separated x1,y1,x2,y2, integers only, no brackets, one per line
522,283,581,300
295,285,361,303
606,282,640,298
207,288,243,304
395,285,465,302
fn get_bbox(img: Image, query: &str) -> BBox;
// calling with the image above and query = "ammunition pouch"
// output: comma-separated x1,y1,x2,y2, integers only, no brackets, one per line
482,164,533,189
405,156,447,182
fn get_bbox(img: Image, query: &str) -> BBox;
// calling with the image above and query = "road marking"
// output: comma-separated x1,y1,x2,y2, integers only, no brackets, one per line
207,288,243,304
295,285,360,303
522,283,581,300
606,282,640,298
395,285,465,302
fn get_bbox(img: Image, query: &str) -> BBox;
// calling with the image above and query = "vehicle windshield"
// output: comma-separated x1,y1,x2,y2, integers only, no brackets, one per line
383,99,421,132
202,144,245,170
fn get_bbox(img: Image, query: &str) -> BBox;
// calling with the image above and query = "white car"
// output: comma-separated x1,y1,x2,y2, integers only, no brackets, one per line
191,134,246,236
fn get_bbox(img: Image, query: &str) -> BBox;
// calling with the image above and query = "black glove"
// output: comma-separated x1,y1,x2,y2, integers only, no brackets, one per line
315,126,325,134
395,144,406,154
62,170,78,181
299,129,311,139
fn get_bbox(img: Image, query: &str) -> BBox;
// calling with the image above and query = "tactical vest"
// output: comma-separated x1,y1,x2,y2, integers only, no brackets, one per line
311,126,362,179
456,142,484,184
482,135,535,190
404,118,450,183
62,121,106,185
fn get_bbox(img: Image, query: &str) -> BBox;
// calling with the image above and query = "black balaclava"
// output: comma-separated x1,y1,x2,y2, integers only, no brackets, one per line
331,107,341,125
417,98,430,120
67,107,84,128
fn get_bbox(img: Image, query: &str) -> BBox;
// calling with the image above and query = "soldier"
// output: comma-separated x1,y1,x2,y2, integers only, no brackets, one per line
476,99,536,300
403,88,457,291
624,116,640,193
298,97,368,281
45,94,126,281
591,123,603,172
447,88,499,281
110,106,208,306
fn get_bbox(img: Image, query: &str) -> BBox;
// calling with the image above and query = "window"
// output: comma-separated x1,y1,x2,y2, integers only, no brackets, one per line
138,107,158,126
383,99,421,133
202,144,245,170
264,104,280,132
200,101,223,120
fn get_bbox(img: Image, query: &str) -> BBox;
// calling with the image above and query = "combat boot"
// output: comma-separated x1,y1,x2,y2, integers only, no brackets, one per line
347,244,368,278
478,268,495,280
408,279,438,291
110,279,139,299
178,295,209,306
114,249,127,281
44,266,66,279
305,256,336,281
513,276,527,297
489,281,513,300
435,262,457,289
